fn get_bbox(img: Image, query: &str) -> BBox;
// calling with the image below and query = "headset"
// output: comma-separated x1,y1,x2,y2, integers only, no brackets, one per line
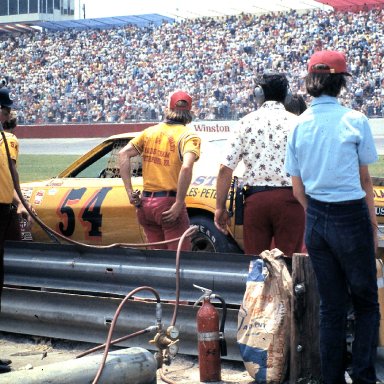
254,73,292,106
254,85,266,106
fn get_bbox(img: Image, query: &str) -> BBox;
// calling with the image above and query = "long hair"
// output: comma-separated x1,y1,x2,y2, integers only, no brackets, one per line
164,108,193,125
305,72,347,98
2,111,17,130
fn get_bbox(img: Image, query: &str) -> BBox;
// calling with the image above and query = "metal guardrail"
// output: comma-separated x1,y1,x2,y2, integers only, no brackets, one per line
4,241,251,304
0,288,241,360
3,241,254,361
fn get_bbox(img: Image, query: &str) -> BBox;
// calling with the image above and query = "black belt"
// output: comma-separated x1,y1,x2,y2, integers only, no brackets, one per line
308,196,365,206
142,190,177,198
335,198,364,205
244,186,292,198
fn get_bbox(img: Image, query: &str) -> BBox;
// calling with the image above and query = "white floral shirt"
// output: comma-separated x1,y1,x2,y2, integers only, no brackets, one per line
222,101,297,186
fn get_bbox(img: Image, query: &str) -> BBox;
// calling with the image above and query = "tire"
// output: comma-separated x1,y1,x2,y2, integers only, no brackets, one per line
189,215,243,254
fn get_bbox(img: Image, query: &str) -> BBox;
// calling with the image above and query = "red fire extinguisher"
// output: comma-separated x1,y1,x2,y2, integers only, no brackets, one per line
194,284,227,383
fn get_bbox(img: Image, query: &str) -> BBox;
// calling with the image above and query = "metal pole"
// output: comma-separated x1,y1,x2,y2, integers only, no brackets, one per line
0,347,157,384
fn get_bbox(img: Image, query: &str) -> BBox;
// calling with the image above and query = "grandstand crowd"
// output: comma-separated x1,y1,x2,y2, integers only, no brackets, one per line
0,6,383,124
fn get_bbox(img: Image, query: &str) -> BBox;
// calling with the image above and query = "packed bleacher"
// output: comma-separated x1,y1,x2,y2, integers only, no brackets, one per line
0,6,383,124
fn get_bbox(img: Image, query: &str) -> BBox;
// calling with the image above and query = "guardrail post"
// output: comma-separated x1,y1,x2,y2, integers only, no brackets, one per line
290,253,321,383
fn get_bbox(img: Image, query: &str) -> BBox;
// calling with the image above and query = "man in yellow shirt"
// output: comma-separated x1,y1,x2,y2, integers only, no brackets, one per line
119,91,201,251
0,88,28,373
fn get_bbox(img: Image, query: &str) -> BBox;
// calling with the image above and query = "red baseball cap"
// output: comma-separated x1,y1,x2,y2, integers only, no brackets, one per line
308,50,351,76
168,90,192,111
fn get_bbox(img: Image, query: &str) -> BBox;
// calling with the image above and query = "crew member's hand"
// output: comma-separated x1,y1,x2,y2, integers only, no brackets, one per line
128,189,141,207
17,204,33,230
162,201,183,224
214,208,230,235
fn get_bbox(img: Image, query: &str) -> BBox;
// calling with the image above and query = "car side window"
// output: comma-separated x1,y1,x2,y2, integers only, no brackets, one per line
74,152,113,178
74,139,142,178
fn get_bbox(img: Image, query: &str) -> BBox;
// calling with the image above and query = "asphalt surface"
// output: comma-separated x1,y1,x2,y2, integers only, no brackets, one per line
377,135,384,155
19,138,105,155
18,135,384,155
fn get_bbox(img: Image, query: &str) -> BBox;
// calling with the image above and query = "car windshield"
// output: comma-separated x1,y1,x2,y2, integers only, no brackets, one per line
69,138,142,179
64,136,240,179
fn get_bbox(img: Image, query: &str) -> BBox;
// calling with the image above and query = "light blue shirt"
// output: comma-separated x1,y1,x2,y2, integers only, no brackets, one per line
285,95,378,202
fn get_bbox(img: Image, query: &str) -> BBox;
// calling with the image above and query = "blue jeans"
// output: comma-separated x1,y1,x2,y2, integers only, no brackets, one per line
305,197,380,384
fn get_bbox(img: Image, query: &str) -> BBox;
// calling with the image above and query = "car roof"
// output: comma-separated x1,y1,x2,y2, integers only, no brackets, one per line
105,132,140,141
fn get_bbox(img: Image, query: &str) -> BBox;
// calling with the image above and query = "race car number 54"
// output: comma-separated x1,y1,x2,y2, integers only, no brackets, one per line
57,187,112,238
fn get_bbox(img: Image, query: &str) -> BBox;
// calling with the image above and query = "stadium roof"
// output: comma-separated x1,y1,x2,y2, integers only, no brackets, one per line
5,0,378,34
33,14,174,31
315,0,384,11
20,1,333,32
98,0,334,20
0,23,41,33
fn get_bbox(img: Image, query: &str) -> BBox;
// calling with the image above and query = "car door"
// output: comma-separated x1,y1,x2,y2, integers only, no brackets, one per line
23,137,145,246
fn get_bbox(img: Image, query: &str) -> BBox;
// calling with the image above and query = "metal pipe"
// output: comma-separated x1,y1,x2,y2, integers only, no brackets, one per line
0,347,157,384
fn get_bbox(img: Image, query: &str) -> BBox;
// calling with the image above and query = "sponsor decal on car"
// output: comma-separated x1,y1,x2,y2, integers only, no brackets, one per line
34,190,45,205
21,187,33,200
48,180,64,187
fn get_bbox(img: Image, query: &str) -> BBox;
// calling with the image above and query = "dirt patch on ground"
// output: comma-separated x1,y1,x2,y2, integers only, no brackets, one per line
0,331,254,383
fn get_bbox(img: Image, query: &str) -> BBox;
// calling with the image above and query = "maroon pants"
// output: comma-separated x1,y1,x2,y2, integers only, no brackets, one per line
136,196,191,251
243,188,305,257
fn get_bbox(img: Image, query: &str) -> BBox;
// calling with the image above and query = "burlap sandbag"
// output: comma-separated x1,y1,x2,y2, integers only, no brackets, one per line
237,249,292,383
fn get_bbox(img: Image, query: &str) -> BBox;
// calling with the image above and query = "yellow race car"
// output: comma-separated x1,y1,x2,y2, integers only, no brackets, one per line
20,133,244,253
373,177,384,256
19,133,384,254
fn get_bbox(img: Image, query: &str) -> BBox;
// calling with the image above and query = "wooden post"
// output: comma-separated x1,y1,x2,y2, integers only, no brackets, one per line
290,253,321,383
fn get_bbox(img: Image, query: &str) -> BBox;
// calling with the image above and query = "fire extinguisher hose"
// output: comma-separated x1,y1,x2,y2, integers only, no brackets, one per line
212,294,227,336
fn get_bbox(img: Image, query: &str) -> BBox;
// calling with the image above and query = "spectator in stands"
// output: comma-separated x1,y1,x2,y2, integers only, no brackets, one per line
0,6,383,123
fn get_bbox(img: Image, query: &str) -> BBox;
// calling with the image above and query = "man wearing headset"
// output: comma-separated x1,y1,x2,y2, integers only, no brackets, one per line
214,72,305,257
